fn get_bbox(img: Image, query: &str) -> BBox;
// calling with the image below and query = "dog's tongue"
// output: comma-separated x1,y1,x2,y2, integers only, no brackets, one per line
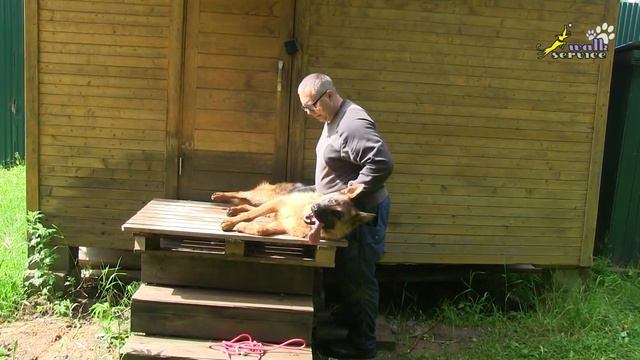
307,214,323,245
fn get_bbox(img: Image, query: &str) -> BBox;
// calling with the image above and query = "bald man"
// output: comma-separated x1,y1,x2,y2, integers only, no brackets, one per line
298,73,393,359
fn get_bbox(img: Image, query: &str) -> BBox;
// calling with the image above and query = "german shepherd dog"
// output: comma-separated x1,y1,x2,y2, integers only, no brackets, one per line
211,181,306,206
214,183,375,244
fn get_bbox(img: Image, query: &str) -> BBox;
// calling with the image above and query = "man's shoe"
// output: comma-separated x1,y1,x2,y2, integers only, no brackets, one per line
317,339,376,359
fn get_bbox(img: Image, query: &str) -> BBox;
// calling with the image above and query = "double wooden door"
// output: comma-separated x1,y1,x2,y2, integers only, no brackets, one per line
178,0,297,200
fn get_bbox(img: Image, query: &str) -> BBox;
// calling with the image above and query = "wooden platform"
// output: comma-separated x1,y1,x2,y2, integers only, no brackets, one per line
122,199,345,267
131,284,314,343
141,251,316,295
122,335,313,360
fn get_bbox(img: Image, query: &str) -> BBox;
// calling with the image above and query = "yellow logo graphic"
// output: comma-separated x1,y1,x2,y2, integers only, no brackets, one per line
537,24,572,58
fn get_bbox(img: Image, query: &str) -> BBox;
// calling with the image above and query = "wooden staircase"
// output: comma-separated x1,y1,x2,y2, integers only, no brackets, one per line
119,199,343,359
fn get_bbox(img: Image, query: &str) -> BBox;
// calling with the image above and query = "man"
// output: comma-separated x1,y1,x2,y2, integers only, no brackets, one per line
298,73,394,359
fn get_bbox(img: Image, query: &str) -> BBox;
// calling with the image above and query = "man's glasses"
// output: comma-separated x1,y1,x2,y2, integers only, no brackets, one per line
301,90,328,112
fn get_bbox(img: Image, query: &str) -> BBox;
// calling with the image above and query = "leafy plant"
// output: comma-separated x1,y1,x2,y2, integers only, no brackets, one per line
0,341,18,360
25,211,63,301
52,298,78,319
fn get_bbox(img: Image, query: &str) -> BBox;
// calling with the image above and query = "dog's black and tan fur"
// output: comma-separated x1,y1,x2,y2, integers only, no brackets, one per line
213,183,374,243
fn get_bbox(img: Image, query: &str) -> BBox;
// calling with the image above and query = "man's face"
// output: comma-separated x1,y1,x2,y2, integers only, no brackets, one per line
299,87,331,122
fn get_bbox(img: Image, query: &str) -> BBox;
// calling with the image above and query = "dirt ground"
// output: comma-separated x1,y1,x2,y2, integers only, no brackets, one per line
0,314,480,360
0,315,116,360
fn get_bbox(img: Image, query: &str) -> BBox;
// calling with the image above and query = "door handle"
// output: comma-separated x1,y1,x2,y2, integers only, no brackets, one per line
10,98,16,115
277,60,284,92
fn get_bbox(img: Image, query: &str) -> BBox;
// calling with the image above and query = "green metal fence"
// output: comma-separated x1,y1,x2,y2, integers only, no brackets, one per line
596,1,640,265
617,1,640,46
0,0,25,167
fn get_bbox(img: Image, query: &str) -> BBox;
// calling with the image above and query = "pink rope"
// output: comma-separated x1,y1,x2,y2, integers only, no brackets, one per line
210,333,307,360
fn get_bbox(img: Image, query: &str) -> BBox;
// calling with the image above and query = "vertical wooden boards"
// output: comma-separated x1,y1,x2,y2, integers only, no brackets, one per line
581,0,620,266
26,0,39,211
37,0,174,249
296,0,619,265
178,0,295,201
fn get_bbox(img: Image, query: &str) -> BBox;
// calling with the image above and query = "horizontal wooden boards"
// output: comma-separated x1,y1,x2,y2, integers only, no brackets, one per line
142,252,315,294
122,335,312,360
133,284,313,312
37,0,172,251
298,0,610,266
381,251,580,266
122,198,347,247
131,284,313,342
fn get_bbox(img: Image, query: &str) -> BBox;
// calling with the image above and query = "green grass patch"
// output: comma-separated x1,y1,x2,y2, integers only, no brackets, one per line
0,164,27,320
429,262,640,359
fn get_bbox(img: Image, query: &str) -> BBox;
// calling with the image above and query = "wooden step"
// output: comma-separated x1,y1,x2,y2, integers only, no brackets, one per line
142,251,316,295
122,335,313,360
131,284,314,343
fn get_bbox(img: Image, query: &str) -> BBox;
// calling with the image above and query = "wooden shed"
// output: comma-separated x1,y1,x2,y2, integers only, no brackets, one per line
26,0,619,268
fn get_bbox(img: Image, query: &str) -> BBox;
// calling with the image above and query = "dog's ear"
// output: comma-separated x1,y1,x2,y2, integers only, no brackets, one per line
354,211,376,226
340,183,366,199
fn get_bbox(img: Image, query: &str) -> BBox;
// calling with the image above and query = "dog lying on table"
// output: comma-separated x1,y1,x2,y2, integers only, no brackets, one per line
211,182,374,244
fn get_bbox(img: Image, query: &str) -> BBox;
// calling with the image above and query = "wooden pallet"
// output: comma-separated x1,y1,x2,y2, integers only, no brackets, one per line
122,199,346,267
141,251,316,295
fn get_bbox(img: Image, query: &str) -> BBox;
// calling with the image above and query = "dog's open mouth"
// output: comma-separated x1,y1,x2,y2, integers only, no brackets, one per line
304,212,323,244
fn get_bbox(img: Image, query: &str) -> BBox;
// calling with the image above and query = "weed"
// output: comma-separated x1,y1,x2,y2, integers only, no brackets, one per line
89,264,139,350
0,340,18,360
52,298,78,319
25,211,62,301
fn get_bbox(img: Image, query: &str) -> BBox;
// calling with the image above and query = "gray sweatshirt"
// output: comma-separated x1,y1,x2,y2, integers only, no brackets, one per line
315,99,394,208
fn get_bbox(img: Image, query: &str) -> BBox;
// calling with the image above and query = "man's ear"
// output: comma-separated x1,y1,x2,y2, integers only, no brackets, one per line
341,183,366,199
355,211,376,226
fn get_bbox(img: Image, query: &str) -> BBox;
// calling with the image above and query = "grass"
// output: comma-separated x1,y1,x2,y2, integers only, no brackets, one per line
386,262,640,360
0,164,27,320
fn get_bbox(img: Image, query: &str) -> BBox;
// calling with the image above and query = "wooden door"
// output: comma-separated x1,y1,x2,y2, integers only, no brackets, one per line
179,0,294,200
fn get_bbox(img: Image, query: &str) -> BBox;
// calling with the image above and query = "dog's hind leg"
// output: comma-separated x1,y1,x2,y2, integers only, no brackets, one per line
226,204,255,216
211,191,251,205
220,198,283,231
233,221,286,236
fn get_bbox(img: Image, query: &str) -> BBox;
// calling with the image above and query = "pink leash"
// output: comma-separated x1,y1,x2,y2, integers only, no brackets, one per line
210,333,307,360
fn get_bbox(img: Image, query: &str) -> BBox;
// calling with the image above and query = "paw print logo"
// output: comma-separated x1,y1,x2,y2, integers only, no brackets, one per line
586,22,616,44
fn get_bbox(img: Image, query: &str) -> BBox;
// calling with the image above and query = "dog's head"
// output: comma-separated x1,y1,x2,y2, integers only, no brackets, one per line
306,184,376,241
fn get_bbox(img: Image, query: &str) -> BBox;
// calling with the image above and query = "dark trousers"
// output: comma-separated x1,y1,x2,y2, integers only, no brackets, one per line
332,195,391,351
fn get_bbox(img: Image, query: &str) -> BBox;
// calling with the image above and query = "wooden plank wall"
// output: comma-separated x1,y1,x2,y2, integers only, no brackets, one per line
300,0,616,265
36,0,174,249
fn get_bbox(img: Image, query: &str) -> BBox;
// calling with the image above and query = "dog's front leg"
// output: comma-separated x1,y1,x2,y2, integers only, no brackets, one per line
234,221,286,236
220,198,283,231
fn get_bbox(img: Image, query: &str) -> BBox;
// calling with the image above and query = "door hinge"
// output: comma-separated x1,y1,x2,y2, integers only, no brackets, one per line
178,156,183,176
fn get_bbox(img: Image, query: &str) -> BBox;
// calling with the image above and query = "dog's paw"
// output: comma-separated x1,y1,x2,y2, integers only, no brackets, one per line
211,192,227,202
220,218,236,231
227,206,245,216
